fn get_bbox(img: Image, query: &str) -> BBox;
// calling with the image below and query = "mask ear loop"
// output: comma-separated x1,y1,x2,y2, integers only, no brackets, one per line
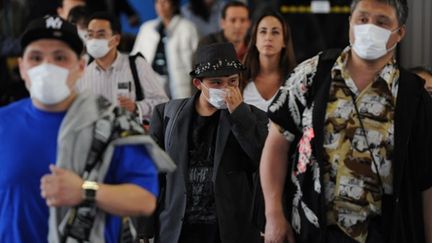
107,34,117,48
199,81,211,101
386,26,402,52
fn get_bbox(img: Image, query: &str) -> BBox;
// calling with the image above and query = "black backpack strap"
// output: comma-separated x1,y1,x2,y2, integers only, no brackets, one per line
307,48,341,163
306,49,342,107
310,49,342,231
87,55,95,65
250,49,342,233
129,52,145,101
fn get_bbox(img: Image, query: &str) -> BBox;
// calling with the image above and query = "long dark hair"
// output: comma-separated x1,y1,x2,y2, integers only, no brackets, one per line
241,10,296,91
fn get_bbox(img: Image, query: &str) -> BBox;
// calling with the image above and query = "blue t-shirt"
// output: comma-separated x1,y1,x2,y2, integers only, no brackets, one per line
0,99,159,243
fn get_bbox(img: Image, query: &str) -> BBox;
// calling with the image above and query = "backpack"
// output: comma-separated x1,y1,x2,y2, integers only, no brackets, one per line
250,49,342,232
128,53,145,101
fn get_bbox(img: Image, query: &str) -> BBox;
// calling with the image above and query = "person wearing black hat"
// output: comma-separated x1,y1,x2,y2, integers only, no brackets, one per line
149,42,267,243
0,15,176,243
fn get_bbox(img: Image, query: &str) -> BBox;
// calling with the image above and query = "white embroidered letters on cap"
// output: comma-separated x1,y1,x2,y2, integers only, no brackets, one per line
45,16,63,29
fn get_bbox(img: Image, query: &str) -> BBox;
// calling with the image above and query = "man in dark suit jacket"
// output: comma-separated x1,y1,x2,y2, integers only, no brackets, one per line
150,42,268,243
198,1,250,61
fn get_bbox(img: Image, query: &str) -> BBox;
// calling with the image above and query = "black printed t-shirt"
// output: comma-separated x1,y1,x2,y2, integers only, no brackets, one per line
184,109,220,225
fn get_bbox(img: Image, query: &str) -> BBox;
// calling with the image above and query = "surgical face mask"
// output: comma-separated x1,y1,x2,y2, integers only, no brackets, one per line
27,63,71,105
86,38,110,58
352,24,398,60
202,83,227,109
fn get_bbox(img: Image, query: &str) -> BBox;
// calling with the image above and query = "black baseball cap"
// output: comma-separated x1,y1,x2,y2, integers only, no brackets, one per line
21,15,84,56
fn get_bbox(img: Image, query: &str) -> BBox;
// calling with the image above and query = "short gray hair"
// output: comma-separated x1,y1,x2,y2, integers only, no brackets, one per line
350,0,409,25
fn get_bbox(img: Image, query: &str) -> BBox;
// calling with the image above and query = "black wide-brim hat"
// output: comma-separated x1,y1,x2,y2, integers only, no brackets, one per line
190,42,246,78
21,15,83,55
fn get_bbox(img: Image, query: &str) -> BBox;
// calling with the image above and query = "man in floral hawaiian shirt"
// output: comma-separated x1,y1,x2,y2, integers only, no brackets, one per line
260,1,432,243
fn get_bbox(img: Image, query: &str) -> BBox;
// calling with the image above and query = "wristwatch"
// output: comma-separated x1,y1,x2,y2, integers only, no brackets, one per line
82,181,99,204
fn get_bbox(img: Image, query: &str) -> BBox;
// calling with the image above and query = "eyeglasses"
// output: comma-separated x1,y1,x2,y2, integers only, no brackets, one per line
87,30,113,40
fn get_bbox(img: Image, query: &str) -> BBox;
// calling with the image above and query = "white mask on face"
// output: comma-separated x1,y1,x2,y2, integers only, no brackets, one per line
27,63,71,105
202,83,227,109
86,39,111,58
352,24,398,60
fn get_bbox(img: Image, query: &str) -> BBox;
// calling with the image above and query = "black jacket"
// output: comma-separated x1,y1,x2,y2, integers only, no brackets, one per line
385,68,432,243
150,93,268,243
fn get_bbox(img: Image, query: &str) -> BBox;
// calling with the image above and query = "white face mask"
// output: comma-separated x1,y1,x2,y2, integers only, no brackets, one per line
352,24,398,60
202,83,227,109
27,63,71,105
86,39,111,58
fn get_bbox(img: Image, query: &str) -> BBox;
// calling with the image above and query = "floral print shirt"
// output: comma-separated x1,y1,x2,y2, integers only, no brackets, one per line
324,48,399,242
268,47,400,243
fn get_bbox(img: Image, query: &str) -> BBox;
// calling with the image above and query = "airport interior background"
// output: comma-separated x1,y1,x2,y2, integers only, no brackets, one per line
0,0,431,106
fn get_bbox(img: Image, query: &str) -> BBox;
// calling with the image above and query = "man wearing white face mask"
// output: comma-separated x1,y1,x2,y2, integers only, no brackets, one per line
78,12,168,124
148,42,268,243
0,15,177,243
260,1,432,243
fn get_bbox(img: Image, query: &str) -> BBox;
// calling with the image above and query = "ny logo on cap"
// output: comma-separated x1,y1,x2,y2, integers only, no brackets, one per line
45,16,63,29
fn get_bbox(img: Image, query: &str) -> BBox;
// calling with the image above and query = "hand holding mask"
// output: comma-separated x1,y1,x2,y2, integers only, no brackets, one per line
224,86,242,113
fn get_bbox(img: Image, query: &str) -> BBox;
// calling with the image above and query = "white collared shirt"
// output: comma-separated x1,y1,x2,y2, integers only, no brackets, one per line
77,52,169,121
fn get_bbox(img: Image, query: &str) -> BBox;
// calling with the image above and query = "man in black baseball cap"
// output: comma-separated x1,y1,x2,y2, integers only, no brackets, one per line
0,15,164,243
149,42,267,243
21,15,84,56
